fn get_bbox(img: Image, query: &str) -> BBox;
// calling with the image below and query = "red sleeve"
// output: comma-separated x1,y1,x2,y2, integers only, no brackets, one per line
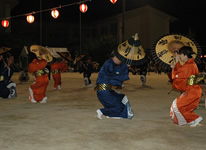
172,59,199,91
61,62,68,72
28,59,47,73
51,62,57,71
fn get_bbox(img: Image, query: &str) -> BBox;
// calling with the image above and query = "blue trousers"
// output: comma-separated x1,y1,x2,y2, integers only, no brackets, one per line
97,90,128,118
0,82,10,98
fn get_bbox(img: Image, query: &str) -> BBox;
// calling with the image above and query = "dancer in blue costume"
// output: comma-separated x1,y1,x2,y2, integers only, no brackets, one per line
95,54,134,119
0,53,17,99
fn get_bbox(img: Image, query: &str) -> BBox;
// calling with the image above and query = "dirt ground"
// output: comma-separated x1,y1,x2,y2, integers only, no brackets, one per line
0,72,206,150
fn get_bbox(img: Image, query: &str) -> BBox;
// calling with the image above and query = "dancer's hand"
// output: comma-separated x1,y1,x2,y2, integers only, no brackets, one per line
173,51,179,63
170,63,175,69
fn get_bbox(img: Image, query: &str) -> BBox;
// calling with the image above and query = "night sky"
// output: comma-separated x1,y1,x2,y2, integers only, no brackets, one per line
11,0,206,48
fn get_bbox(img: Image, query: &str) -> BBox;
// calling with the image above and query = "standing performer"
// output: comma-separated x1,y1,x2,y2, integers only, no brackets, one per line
130,62,148,86
170,46,203,127
19,68,30,82
81,57,93,87
95,54,134,119
51,58,68,90
139,62,148,86
0,53,17,99
28,52,49,103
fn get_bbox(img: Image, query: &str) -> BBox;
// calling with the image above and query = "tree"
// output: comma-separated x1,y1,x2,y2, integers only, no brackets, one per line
82,34,117,67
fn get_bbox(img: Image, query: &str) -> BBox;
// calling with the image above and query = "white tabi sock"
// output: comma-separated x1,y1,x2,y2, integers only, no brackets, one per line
84,77,89,86
96,109,103,120
190,116,203,127
140,75,146,86
40,97,48,103
29,87,37,103
7,83,17,98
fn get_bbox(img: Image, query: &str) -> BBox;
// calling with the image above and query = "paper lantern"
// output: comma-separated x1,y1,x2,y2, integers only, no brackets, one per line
1,20,9,27
26,15,35,23
80,4,88,13
51,9,59,19
110,0,117,4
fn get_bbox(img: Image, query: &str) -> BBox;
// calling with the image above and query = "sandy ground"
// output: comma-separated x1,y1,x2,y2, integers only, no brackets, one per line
0,72,206,150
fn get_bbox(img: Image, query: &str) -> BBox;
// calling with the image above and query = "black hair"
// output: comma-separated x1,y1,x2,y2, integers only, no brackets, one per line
179,46,194,58
3,52,13,65
111,50,116,57
53,57,57,62
86,57,92,60
27,52,38,64
56,58,62,63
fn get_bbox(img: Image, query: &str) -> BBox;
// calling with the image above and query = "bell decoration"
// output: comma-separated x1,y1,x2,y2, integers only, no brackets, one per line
114,33,147,65
151,34,201,69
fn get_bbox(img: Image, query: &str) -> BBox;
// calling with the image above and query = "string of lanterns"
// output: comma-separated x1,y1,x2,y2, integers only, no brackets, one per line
1,0,118,28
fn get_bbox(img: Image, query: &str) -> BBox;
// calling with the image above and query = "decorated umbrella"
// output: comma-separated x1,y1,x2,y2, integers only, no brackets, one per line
0,47,11,55
114,33,147,65
73,54,86,65
30,45,53,63
57,52,73,62
151,34,201,70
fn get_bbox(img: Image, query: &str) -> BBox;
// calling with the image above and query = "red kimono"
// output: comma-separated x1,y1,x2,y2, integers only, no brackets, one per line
51,61,67,89
28,59,49,103
170,59,202,125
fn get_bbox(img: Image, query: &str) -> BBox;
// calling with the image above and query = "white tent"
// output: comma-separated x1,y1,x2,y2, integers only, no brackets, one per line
46,47,70,58
18,46,71,69
18,46,29,69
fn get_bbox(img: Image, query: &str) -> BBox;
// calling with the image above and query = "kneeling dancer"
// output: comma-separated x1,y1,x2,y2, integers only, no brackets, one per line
170,46,203,127
95,54,134,119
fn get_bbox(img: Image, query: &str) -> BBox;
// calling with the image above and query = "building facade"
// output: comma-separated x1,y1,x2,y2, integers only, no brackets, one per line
97,5,176,50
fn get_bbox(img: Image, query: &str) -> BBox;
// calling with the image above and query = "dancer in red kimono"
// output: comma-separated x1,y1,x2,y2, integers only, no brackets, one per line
51,58,67,90
28,52,49,103
170,46,203,127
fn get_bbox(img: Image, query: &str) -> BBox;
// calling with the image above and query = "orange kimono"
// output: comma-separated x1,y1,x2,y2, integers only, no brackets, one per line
51,61,67,89
170,59,202,125
28,59,49,103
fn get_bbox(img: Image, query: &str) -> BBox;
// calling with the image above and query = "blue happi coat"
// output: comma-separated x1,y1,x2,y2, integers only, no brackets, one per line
0,59,14,98
96,58,130,118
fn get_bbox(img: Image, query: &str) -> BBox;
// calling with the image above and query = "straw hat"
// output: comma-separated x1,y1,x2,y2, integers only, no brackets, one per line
0,47,11,55
30,45,53,62
114,33,147,65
